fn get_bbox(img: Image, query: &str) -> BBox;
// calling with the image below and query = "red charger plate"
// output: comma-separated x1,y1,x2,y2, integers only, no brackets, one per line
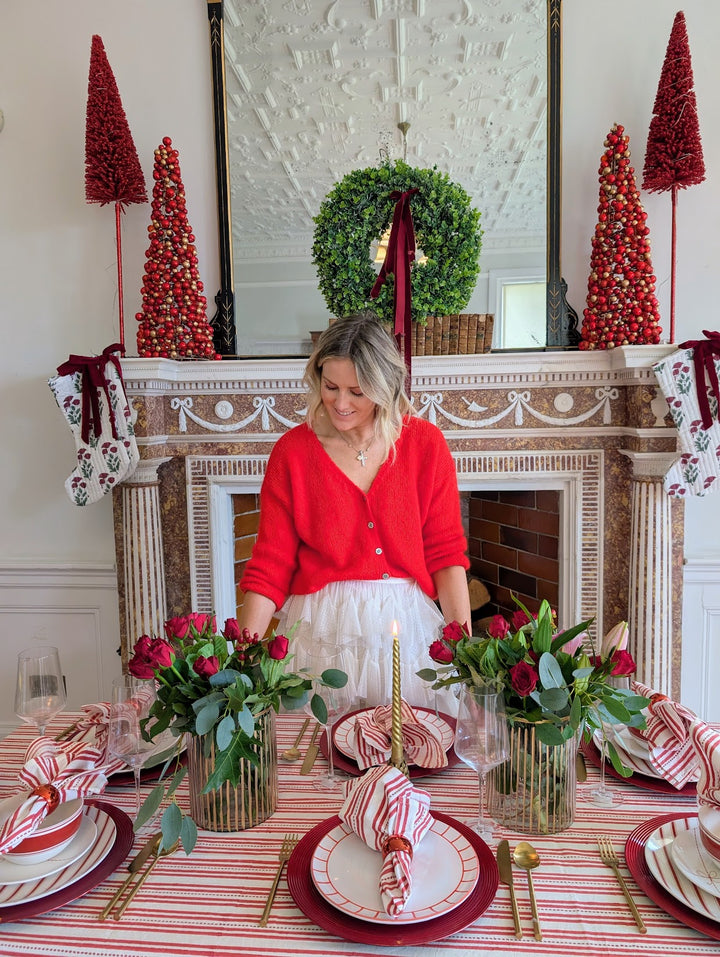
0,800,133,924
625,812,720,940
320,708,460,779
287,810,498,946
580,737,697,795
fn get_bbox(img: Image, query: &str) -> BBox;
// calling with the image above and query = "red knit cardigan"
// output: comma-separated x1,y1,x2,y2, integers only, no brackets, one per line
239,416,469,610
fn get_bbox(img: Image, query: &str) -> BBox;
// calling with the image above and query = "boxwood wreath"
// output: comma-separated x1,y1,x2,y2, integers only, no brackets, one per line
312,160,482,325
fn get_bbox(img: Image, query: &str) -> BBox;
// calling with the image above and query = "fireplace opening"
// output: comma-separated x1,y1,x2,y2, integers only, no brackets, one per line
232,488,561,631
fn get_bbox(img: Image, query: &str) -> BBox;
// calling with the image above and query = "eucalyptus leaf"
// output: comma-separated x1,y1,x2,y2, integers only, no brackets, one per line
311,692,328,725
538,651,565,689
161,801,183,850
237,704,255,737
209,669,240,688
320,668,348,688
180,814,198,855
133,783,165,832
195,700,221,735
216,713,236,751
538,686,570,712
533,722,565,746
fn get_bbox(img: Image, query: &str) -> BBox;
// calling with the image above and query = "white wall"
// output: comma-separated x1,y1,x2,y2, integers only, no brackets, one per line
0,0,718,715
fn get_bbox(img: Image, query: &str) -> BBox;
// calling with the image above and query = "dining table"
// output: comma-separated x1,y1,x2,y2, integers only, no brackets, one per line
0,710,718,957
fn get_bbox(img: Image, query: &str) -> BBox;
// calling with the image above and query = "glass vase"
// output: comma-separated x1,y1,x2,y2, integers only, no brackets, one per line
486,719,579,834
186,708,277,831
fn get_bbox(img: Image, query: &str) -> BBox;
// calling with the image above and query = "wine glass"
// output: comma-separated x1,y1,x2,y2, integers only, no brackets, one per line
107,676,158,818
14,646,67,735
302,649,354,791
590,722,620,808
454,684,509,839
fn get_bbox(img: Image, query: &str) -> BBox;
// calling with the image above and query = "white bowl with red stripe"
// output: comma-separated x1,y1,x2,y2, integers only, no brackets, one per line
0,795,84,865
698,806,720,861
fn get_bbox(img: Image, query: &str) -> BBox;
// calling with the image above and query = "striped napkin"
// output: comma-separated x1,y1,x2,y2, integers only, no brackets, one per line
690,719,720,809
630,681,700,788
0,737,110,854
340,765,433,917
353,700,447,771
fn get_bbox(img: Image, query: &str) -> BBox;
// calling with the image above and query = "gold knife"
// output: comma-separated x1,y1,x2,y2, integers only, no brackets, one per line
497,839,523,938
576,750,588,783
299,723,321,775
98,832,161,921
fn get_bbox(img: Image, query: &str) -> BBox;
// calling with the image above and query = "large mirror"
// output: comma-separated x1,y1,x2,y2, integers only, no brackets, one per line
206,0,576,357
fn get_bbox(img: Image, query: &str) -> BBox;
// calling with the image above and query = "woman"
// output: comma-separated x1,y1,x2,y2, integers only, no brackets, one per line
238,312,471,706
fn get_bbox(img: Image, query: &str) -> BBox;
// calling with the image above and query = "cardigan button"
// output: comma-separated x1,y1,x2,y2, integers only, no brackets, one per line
382,573,390,579
368,521,374,528
375,547,382,555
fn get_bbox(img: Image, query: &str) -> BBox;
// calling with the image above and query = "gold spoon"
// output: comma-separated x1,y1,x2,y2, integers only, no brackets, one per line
280,717,310,762
513,841,542,941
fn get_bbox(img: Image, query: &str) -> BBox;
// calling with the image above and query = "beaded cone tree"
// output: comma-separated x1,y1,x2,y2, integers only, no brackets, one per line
579,124,661,350
85,35,147,350
136,138,218,359
643,11,706,343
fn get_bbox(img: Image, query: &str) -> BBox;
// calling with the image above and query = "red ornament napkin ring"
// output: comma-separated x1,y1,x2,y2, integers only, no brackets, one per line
382,835,413,858
30,783,61,813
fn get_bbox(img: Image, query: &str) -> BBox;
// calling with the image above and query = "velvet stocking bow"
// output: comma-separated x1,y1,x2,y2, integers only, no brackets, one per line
678,330,720,430
55,343,126,445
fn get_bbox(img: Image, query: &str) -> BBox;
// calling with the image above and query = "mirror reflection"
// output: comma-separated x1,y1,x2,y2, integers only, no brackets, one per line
220,0,548,355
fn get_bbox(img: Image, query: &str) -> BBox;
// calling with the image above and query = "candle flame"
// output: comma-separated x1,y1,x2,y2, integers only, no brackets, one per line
391,620,399,637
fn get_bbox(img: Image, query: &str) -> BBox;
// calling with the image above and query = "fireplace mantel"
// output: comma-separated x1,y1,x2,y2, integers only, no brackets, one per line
116,346,682,695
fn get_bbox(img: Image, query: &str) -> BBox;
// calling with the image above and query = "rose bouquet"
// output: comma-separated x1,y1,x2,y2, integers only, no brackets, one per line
418,599,649,758
128,612,345,851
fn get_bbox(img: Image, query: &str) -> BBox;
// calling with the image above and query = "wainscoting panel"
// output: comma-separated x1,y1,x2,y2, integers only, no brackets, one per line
681,560,720,722
0,564,123,738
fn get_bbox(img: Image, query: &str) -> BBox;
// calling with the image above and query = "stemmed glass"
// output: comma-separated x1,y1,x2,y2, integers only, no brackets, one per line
14,646,67,736
107,676,158,818
454,684,509,840
590,723,620,808
302,649,354,791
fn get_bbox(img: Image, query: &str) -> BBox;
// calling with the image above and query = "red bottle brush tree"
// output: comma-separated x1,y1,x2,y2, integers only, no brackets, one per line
643,11,706,343
136,138,218,360
85,35,147,349
579,124,662,350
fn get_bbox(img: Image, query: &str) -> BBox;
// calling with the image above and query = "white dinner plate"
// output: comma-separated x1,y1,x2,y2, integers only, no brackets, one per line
671,826,720,898
0,816,97,886
0,808,115,906
310,817,480,924
609,725,651,760
593,729,662,779
333,709,454,766
645,817,720,922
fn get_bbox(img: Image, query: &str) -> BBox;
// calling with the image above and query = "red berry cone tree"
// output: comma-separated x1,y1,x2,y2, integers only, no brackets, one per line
580,124,662,350
85,35,147,349
136,138,219,359
643,11,706,343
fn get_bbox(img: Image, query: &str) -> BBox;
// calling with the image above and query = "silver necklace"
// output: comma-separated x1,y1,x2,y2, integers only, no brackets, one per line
338,432,375,466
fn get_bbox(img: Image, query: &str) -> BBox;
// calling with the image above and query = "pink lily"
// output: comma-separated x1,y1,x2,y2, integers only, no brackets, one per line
601,621,629,658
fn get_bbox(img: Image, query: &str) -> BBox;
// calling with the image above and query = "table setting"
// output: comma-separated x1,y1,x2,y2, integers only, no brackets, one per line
4,610,720,957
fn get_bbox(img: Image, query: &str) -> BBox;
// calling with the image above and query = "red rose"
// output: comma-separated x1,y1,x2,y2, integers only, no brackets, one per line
511,610,530,631
193,655,220,678
429,640,454,664
442,621,465,643
610,649,636,677
267,635,289,660
488,615,510,639
164,615,192,641
189,613,215,637
509,661,539,697
128,635,173,678
222,618,242,643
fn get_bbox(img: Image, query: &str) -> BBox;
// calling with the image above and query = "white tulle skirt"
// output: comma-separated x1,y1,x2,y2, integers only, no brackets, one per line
277,578,453,712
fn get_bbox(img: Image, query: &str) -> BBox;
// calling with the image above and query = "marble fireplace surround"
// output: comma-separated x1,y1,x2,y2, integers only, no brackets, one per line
117,346,682,696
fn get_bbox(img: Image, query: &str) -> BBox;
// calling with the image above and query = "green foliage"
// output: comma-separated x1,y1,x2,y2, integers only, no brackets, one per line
312,159,482,324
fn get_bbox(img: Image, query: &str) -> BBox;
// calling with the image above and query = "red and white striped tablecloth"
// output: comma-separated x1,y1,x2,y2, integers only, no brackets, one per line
0,713,716,957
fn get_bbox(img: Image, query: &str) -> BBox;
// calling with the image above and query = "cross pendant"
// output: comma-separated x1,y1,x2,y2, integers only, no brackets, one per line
356,450,367,467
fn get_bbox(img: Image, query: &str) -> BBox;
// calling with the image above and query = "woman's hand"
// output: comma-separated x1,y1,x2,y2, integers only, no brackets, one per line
433,566,472,632
236,592,278,639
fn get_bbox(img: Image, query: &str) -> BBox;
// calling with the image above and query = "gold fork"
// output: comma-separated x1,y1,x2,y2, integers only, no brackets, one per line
258,833,298,927
597,836,647,933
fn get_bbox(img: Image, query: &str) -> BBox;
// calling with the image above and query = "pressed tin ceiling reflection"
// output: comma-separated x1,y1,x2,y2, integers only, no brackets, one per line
223,0,547,261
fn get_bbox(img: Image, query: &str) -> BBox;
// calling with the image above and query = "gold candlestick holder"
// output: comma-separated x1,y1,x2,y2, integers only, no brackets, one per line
389,626,410,778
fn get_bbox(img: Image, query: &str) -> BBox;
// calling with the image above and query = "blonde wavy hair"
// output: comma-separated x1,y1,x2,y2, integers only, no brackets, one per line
304,312,413,460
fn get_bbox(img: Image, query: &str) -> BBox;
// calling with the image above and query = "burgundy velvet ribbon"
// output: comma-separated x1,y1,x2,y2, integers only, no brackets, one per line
56,343,126,444
370,188,419,376
678,330,720,430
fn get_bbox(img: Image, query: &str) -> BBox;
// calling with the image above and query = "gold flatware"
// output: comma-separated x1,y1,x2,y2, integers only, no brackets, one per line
513,841,542,941
259,833,298,927
496,839,522,938
54,720,81,742
98,832,161,921
597,836,647,933
299,723,322,775
281,717,311,762
113,839,179,920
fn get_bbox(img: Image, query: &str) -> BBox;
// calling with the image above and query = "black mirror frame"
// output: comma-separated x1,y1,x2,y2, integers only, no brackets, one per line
206,0,578,358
